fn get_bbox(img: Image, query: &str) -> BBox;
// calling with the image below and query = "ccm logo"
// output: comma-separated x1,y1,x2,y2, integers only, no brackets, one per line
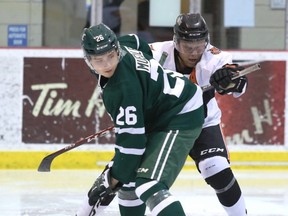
200,148,224,155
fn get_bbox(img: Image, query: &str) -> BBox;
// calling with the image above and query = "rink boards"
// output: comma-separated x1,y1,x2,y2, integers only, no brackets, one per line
1,150,288,170
1,49,288,171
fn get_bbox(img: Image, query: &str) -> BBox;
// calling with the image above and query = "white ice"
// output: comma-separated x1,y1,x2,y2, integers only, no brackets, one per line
0,169,287,216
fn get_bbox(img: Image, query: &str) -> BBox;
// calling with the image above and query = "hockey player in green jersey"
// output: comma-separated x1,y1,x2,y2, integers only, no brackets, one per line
79,23,204,216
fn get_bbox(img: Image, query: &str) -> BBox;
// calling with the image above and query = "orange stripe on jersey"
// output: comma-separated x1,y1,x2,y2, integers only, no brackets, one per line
189,68,198,84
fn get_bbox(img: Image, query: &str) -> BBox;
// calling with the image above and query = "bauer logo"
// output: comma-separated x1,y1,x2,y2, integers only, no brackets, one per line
22,57,114,144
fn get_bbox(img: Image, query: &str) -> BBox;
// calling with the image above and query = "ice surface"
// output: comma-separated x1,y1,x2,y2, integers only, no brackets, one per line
0,169,287,216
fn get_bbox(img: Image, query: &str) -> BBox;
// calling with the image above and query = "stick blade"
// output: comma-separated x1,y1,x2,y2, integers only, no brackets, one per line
37,155,54,172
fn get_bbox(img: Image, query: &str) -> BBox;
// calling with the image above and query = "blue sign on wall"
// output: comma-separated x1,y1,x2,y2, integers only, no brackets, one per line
8,25,28,47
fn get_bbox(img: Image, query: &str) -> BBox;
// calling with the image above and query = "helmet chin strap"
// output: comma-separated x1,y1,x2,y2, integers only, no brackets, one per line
97,74,110,89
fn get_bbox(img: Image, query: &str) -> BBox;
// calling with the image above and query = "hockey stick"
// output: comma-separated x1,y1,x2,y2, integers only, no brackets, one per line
37,125,114,172
158,52,261,92
201,63,261,92
159,51,168,66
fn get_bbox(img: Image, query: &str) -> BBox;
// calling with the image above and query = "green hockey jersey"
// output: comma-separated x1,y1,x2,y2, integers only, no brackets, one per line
99,34,204,183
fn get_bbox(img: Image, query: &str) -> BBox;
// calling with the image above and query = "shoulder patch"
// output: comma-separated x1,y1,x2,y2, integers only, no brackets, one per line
208,47,221,55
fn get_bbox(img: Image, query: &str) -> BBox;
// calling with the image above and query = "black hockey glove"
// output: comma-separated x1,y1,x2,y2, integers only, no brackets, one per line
209,64,247,95
88,166,121,206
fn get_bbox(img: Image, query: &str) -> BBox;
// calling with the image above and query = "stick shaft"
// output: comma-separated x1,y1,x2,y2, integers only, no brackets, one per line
37,126,114,172
159,51,168,66
231,63,261,80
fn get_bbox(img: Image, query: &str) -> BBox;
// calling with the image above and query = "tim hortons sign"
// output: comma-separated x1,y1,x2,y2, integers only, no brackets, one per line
23,57,114,144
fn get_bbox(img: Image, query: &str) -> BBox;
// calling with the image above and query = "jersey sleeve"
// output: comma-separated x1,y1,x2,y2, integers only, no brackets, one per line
219,51,233,67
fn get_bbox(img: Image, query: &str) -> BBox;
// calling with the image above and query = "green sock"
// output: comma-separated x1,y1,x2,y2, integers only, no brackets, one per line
119,203,146,216
157,201,185,216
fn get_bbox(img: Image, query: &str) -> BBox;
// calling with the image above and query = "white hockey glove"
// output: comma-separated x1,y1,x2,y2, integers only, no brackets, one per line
209,64,247,95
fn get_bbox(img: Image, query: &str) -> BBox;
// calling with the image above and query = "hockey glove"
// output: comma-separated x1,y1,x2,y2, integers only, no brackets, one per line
209,64,247,95
88,167,121,206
